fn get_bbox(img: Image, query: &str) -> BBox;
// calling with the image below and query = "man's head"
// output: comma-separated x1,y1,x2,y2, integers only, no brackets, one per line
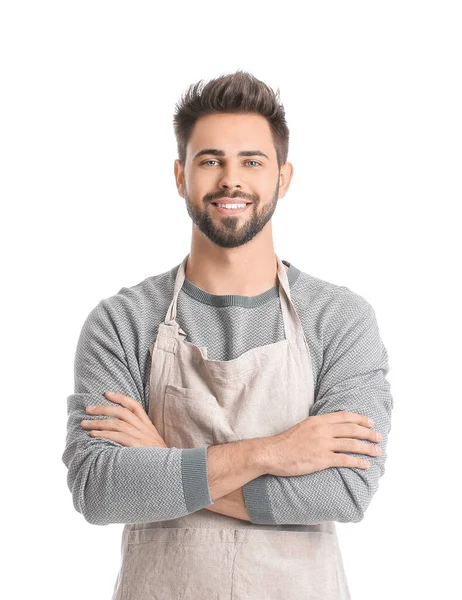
173,70,293,249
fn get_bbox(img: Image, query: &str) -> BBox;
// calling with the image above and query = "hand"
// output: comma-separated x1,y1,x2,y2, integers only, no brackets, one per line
80,391,168,448
265,411,383,476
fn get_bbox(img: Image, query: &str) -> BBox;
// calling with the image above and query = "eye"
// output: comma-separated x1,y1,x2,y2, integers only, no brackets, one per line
201,159,220,166
200,160,262,167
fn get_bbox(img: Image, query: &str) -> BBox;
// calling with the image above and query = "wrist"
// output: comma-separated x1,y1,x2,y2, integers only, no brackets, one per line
246,436,274,476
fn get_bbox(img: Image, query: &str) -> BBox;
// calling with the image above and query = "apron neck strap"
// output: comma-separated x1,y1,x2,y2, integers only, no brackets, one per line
165,254,189,324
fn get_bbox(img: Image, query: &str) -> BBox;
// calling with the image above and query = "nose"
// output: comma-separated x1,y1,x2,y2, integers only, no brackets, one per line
217,165,244,191
219,184,242,195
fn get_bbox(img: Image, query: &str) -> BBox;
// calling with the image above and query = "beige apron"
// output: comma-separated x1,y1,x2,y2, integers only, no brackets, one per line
113,253,351,600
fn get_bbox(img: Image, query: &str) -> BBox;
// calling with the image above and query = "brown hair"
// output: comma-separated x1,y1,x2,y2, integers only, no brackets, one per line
173,69,289,171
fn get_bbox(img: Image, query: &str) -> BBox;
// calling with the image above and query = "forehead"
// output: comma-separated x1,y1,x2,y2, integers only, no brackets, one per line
188,113,275,157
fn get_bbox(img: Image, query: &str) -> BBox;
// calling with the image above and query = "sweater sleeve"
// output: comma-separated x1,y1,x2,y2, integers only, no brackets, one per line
242,294,393,525
62,299,214,526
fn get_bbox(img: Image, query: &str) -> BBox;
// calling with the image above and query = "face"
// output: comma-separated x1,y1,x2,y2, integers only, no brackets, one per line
174,112,292,249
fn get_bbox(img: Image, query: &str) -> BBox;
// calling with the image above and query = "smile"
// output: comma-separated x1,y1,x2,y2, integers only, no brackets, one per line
211,202,251,215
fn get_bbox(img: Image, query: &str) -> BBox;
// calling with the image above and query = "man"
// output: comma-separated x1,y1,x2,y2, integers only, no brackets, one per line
63,69,393,599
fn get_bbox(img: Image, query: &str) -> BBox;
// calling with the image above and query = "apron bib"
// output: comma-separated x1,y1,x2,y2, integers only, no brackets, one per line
113,254,351,600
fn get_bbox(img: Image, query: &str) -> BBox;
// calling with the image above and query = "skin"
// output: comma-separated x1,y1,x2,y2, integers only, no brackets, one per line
174,112,294,294
81,112,297,521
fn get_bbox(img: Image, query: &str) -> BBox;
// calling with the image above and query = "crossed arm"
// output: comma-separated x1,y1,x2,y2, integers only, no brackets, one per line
79,388,254,521
200,298,393,526
64,295,392,526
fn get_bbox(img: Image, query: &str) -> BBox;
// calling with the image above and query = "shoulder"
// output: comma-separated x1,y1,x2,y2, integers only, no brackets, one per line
291,269,386,382
289,265,378,363
82,263,179,339
292,266,374,328
105,264,177,316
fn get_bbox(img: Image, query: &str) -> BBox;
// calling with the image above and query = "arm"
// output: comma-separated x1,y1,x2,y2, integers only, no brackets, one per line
241,295,393,525
205,487,251,521
62,298,267,525
202,439,268,522
62,299,214,525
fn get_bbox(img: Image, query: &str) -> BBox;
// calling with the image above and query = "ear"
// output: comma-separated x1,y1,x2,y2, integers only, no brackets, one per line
174,159,185,198
278,162,294,199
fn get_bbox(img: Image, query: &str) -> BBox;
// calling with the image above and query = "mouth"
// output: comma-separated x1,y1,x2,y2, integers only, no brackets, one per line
211,200,252,215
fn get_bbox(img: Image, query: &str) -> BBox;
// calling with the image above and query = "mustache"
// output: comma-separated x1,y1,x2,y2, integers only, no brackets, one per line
205,192,256,203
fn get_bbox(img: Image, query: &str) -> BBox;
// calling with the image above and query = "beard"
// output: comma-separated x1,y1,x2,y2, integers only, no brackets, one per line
183,181,280,249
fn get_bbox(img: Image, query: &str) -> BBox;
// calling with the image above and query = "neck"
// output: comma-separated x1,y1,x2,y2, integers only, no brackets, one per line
185,227,287,297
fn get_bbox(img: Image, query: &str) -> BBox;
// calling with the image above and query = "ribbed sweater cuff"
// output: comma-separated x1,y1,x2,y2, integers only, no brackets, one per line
181,446,214,513
243,476,276,524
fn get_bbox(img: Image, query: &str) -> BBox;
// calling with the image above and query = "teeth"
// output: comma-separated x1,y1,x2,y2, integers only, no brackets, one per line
215,203,247,209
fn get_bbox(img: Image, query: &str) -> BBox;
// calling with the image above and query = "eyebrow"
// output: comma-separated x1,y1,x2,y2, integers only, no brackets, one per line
193,148,270,161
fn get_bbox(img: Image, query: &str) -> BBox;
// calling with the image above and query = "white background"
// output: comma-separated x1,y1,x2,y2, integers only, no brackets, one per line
1,1,460,598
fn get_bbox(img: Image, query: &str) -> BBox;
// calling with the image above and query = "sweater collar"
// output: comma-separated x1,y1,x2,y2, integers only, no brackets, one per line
180,260,300,308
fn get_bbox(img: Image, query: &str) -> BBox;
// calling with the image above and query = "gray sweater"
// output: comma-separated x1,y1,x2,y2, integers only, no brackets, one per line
62,259,393,526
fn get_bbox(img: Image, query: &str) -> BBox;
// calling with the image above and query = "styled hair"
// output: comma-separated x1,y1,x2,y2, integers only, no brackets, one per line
173,69,289,171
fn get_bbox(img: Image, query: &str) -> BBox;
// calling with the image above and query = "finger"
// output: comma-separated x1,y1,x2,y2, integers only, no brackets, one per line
330,451,371,470
332,437,381,458
331,423,381,442
104,392,153,426
86,403,146,430
324,411,374,428
88,429,139,447
81,417,142,439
